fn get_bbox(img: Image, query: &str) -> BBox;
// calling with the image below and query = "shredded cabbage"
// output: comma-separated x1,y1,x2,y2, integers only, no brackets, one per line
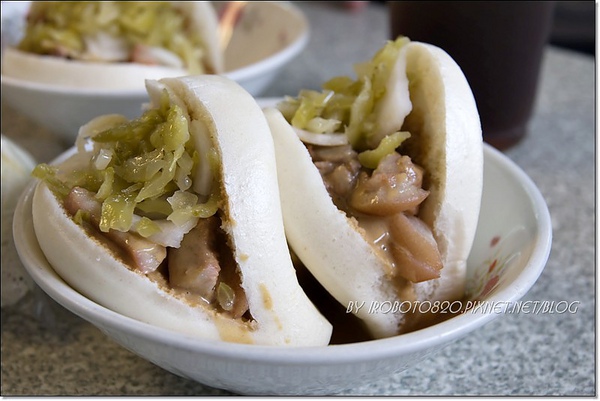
134,216,162,238
31,164,70,198
99,193,136,232
358,131,411,169
36,89,220,234
277,36,411,156
217,282,235,312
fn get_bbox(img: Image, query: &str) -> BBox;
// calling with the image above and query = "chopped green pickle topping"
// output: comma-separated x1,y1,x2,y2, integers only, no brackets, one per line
134,216,162,238
18,1,207,73
35,90,220,233
358,131,411,169
32,163,70,197
217,282,235,312
278,36,411,165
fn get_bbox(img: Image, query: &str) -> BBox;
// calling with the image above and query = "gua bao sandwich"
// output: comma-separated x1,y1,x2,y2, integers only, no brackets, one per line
31,75,332,346
264,37,483,339
2,2,223,89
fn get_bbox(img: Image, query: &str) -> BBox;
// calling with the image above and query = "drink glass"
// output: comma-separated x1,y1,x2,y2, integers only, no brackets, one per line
389,1,556,150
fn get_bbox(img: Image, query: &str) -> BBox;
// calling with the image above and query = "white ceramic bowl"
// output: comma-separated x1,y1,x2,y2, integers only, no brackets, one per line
0,2,308,142
1,135,37,307
13,142,552,395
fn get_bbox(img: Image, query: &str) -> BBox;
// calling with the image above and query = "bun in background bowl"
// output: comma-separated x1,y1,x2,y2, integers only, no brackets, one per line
0,1,308,142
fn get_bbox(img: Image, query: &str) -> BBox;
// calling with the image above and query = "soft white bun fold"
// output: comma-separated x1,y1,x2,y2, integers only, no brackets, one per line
265,41,483,338
2,2,223,90
171,1,223,74
32,75,332,346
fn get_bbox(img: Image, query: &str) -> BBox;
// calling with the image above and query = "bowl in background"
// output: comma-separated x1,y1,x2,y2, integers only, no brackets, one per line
1,135,37,307
13,142,552,395
0,1,309,142
218,1,309,95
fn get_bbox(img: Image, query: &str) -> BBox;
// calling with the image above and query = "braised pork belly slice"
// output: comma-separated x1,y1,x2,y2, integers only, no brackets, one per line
63,186,249,318
64,187,167,273
168,215,249,319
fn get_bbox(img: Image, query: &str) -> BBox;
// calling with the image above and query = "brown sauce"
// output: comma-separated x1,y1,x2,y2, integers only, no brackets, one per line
74,207,255,329
72,193,460,344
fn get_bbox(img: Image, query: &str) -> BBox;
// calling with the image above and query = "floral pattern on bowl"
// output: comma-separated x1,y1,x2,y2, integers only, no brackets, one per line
467,226,532,301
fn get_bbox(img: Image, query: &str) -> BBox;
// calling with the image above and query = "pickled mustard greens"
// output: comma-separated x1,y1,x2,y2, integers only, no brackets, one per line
18,1,208,73
358,131,411,169
278,36,412,165
32,89,221,236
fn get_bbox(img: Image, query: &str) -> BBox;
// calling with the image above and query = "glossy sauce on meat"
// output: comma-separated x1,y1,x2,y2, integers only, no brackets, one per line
308,144,443,287
63,187,249,320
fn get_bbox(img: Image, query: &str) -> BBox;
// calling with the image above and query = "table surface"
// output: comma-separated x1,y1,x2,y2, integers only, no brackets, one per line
1,2,595,396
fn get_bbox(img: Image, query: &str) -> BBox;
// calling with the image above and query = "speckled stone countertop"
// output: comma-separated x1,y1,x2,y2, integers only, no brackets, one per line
1,2,595,396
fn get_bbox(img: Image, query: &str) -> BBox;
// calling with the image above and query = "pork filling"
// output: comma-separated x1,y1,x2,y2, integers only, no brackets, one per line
308,144,443,283
63,186,250,319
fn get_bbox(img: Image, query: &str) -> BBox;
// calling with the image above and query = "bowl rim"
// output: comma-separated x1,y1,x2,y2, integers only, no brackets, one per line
12,142,552,365
0,74,149,97
223,2,309,83
0,1,309,96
